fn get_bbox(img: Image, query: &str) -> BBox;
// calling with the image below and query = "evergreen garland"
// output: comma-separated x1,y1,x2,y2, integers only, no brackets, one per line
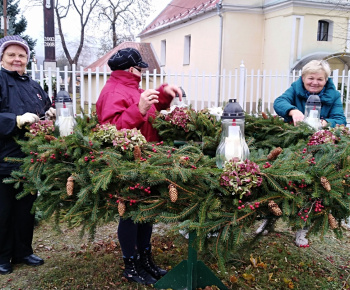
3,111,350,271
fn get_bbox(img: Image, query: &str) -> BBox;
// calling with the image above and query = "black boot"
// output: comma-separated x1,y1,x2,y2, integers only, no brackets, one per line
123,255,157,285
140,247,167,279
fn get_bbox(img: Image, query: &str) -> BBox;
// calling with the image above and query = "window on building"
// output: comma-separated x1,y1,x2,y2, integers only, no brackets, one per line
160,40,166,66
317,20,333,41
183,35,191,65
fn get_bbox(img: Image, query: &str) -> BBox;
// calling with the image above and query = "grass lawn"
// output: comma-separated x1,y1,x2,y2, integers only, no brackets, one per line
0,219,349,289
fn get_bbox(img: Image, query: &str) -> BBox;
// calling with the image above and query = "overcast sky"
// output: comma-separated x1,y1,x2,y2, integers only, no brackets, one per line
18,0,171,58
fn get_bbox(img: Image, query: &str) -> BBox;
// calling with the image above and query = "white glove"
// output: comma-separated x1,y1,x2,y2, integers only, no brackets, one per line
16,113,40,129
45,107,56,120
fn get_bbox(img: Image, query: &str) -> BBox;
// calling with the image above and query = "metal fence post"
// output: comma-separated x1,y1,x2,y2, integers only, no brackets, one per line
239,60,246,106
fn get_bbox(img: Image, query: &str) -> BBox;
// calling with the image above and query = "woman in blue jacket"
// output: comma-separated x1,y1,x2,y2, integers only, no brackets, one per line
262,60,347,247
274,59,346,128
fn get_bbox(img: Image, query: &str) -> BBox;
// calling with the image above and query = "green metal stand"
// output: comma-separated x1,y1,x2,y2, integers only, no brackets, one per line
154,231,228,290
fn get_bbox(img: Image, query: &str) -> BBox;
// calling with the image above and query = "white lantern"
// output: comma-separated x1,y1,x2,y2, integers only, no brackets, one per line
215,99,249,169
55,90,75,136
304,94,322,130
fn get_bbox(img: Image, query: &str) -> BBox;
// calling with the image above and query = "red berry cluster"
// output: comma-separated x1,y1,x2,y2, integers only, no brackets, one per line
84,151,104,162
284,180,307,194
129,183,152,194
307,157,316,165
151,144,158,153
117,198,137,206
263,162,271,168
237,200,260,210
249,202,260,210
84,152,95,162
297,209,309,222
107,194,137,206
314,200,324,212
166,147,177,158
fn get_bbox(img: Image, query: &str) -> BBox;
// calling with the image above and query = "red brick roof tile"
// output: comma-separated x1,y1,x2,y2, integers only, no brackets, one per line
140,0,220,36
85,42,160,73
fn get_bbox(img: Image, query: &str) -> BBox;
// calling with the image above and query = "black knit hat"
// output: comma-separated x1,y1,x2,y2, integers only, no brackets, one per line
0,35,30,63
108,48,148,71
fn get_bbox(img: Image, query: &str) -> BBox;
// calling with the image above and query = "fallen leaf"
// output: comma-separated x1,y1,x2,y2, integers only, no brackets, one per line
250,254,258,267
242,273,255,281
257,262,267,269
230,275,239,283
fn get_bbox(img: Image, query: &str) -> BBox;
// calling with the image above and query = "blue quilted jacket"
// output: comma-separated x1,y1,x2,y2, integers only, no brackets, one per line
273,77,346,127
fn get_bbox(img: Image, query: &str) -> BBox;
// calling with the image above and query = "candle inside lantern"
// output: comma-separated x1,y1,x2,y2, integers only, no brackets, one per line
58,115,75,136
55,91,75,136
305,109,320,130
224,126,243,161
304,95,321,131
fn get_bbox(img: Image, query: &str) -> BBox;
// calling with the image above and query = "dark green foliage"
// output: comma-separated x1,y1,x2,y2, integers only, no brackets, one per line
150,107,222,154
3,112,350,272
0,0,37,61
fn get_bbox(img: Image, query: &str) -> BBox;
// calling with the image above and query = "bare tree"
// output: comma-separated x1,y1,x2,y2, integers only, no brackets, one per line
54,0,100,67
98,0,151,49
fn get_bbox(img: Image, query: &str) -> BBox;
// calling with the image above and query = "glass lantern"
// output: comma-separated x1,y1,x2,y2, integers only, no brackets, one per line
55,90,75,136
304,94,321,130
170,87,187,108
215,99,250,169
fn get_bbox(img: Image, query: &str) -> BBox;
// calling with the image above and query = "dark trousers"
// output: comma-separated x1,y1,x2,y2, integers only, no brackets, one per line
0,175,36,264
117,217,153,258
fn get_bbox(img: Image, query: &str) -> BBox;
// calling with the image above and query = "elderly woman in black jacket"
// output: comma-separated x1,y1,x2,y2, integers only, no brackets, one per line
0,35,55,275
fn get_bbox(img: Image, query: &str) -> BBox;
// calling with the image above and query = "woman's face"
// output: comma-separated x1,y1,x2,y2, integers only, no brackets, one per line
1,44,28,75
302,72,327,94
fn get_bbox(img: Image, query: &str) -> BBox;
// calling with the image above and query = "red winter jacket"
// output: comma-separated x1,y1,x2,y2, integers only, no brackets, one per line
96,70,173,142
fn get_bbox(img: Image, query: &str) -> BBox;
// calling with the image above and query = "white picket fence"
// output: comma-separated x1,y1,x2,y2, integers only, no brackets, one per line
29,62,350,122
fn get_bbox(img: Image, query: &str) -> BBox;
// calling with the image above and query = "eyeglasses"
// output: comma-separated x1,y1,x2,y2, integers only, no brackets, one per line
133,67,142,73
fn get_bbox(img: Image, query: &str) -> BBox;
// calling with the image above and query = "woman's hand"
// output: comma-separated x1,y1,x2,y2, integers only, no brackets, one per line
164,85,183,101
139,89,159,115
289,109,304,126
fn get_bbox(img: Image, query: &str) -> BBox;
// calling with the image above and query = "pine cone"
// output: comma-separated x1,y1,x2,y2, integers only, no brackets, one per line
262,112,268,119
268,200,282,216
40,151,51,160
168,184,178,203
321,176,331,192
133,145,141,161
66,176,74,196
267,147,283,161
44,135,57,142
118,201,126,216
328,213,338,229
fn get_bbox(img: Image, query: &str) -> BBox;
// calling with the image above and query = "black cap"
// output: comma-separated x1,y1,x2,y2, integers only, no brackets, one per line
56,90,72,103
221,99,245,119
108,48,148,71
306,94,321,105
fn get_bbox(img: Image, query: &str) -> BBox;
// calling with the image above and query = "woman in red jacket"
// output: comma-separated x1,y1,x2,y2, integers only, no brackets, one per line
96,47,182,285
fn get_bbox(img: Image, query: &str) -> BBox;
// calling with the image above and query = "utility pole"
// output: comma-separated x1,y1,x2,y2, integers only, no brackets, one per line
3,0,7,36
43,0,56,70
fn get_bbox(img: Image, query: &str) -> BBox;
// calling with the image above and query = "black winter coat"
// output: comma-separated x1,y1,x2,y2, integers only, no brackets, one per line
0,68,51,175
